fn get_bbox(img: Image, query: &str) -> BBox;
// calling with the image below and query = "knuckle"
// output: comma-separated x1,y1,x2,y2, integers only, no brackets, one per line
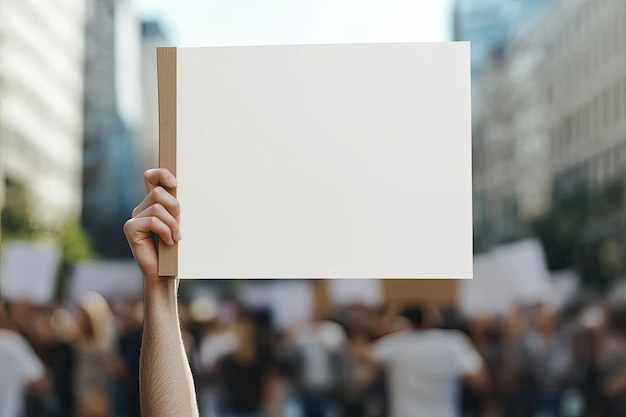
123,219,133,235
152,202,165,215
148,216,159,228
154,185,166,198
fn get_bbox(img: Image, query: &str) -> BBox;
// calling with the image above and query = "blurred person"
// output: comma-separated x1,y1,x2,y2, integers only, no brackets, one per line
7,299,38,339
118,299,144,417
74,292,118,417
342,306,386,417
354,305,488,417
194,318,237,417
516,304,573,417
27,307,72,417
50,307,80,417
123,168,199,417
0,300,50,417
467,315,507,417
597,303,626,417
76,389,113,417
219,308,278,417
291,319,348,417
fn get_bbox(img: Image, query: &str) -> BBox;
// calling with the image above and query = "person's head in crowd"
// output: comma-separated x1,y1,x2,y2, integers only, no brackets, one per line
51,307,81,343
8,299,36,335
534,304,556,336
233,308,260,364
608,302,626,339
368,303,394,338
401,302,441,330
30,308,56,346
78,292,115,350
484,317,504,344
401,305,426,330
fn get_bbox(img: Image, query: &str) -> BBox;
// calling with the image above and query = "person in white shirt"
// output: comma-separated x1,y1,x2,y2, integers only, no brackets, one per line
355,306,488,417
0,302,49,417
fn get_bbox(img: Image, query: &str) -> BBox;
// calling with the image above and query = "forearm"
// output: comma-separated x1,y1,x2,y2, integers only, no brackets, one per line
140,278,199,417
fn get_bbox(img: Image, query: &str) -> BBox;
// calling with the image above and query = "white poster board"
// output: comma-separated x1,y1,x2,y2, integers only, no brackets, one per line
238,281,314,330
69,260,143,302
493,239,552,304
0,241,61,305
550,269,580,310
460,239,552,317
460,253,515,317
326,279,383,308
170,42,472,279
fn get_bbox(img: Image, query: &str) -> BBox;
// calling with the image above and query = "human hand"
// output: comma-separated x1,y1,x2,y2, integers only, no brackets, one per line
123,169,181,285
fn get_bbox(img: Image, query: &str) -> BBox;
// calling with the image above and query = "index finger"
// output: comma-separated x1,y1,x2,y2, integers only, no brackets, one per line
143,168,178,193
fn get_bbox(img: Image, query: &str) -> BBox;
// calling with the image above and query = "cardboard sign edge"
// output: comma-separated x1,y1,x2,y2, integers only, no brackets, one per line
157,47,178,277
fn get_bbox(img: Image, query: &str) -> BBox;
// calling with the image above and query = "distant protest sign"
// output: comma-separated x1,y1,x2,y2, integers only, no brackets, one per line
460,239,552,317
238,281,314,330
326,279,384,308
69,260,143,302
460,252,515,317
493,239,552,304
0,241,61,305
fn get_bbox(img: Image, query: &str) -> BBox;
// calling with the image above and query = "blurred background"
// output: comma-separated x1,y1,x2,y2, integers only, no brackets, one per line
0,0,625,416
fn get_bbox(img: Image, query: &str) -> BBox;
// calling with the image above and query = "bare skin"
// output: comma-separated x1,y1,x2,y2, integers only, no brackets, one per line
123,168,199,417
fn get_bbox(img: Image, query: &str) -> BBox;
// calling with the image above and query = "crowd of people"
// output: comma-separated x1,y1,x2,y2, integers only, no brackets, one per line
2,285,626,417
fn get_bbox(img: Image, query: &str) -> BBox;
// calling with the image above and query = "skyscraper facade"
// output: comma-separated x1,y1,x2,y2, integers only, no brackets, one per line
454,0,553,76
0,0,87,232
82,0,142,257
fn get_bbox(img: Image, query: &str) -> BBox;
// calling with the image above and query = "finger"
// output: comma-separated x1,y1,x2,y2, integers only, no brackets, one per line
134,203,181,242
124,216,176,246
132,186,181,222
143,168,178,193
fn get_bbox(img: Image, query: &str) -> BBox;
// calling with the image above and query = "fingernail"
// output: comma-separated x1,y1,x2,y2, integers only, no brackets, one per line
170,177,178,187
175,231,182,241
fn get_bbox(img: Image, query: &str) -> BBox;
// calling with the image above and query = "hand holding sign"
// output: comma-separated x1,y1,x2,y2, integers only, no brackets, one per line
123,168,181,284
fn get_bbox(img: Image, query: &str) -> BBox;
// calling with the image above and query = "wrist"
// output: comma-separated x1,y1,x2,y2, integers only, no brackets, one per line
143,276,179,303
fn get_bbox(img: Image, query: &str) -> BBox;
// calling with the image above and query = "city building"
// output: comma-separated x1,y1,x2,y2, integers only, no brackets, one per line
0,0,87,233
133,20,170,201
82,0,143,257
454,0,553,76
472,0,626,247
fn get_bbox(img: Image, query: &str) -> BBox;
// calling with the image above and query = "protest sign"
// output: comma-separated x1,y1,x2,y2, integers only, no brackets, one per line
326,279,383,308
460,239,552,317
69,260,143,302
238,281,314,330
0,241,60,305
158,42,471,279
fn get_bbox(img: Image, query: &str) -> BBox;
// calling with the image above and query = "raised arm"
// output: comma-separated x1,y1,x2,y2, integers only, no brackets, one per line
123,168,199,417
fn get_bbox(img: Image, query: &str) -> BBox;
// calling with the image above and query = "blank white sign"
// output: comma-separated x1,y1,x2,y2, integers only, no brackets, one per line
0,241,60,305
460,239,552,317
327,279,384,307
176,42,472,279
69,260,143,302
238,281,314,330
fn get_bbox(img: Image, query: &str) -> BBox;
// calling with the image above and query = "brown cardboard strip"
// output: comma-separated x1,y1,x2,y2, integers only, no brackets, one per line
157,47,178,277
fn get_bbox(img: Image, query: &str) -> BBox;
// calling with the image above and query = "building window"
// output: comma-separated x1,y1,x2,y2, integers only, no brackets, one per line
605,89,611,128
614,82,622,124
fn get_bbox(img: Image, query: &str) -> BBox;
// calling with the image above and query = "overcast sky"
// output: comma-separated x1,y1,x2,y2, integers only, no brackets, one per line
131,0,454,46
